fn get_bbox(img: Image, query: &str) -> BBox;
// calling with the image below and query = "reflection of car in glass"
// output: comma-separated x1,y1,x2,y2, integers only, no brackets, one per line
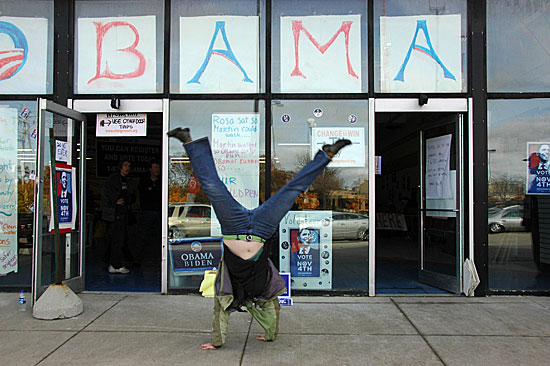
168,203,211,239
488,207,502,216
488,205,525,233
331,212,369,241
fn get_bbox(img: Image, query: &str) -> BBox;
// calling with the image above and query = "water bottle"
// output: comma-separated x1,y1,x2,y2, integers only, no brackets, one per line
18,290,26,312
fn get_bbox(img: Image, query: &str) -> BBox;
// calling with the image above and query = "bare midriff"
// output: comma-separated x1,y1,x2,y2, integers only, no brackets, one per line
223,239,264,260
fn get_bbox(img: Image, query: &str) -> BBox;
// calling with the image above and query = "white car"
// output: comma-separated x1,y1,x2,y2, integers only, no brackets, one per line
488,205,525,233
168,203,212,239
331,212,369,241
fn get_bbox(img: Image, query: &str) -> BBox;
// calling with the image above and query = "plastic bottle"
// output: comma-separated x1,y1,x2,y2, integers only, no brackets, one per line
18,290,26,312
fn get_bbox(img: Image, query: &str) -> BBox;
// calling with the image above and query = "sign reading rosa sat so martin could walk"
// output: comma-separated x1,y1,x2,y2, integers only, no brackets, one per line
210,113,260,236
96,113,147,137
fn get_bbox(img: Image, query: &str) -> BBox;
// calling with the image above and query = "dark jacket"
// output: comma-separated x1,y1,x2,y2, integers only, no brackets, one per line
102,172,131,222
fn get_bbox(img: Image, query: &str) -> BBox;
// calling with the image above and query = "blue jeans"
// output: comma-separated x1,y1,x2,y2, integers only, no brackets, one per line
184,137,331,240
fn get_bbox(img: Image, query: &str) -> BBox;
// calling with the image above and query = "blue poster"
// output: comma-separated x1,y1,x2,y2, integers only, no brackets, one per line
290,228,320,278
527,142,550,195
169,237,223,274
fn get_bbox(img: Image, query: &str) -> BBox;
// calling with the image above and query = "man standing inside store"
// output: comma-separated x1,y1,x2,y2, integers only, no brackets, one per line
102,160,133,274
136,159,162,264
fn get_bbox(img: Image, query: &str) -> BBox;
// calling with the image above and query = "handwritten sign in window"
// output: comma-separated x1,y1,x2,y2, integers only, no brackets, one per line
211,113,260,235
426,134,452,199
0,108,18,274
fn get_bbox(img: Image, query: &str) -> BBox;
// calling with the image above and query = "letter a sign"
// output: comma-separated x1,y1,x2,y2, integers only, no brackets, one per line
77,16,157,93
180,16,259,93
380,14,462,93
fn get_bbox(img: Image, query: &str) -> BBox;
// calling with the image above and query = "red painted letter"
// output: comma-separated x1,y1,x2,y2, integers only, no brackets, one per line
291,20,358,79
88,21,146,84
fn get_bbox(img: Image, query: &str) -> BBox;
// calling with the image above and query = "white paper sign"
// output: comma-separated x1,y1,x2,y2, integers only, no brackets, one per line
279,211,333,290
311,127,365,167
55,140,69,163
0,108,18,274
96,113,147,137
0,16,48,94
380,14,462,92
180,16,259,93
210,113,260,235
280,15,362,93
77,15,157,93
426,134,452,199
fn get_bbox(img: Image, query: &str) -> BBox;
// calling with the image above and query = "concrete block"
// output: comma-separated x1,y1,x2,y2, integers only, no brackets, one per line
33,284,83,320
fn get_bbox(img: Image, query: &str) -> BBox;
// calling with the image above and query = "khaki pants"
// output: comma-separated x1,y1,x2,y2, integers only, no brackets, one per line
211,296,281,347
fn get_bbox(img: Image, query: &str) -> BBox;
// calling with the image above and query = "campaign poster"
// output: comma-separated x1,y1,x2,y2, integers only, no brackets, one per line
49,164,77,233
280,15,361,93
0,16,48,94
311,127,365,167
77,15,157,93
380,14,462,92
290,228,320,278
180,16,259,93
0,108,18,274
527,142,550,195
279,211,332,290
169,237,223,274
210,113,260,236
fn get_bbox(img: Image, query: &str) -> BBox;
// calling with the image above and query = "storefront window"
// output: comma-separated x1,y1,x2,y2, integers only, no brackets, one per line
0,0,54,95
74,0,164,94
167,100,265,291
487,1,550,92
170,0,265,94
0,101,38,289
488,99,550,291
374,0,467,93
272,100,369,292
272,0,367,93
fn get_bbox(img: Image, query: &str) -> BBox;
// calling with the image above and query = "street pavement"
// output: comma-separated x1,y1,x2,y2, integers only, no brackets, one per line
1,292,550,365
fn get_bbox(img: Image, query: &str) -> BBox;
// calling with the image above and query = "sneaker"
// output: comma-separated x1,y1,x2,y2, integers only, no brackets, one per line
108,265,130,274
322,139,352,158
167,127,192,143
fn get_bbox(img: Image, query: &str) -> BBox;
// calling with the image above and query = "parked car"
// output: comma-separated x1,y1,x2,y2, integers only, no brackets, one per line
331,212,369,241
168,203,211,239
488,205,525,233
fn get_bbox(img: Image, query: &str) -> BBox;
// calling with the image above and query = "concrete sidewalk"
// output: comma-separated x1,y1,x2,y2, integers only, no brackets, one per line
1,293,550,365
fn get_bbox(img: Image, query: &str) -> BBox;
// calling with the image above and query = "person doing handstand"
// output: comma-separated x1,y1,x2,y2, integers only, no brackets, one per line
168,127,351,350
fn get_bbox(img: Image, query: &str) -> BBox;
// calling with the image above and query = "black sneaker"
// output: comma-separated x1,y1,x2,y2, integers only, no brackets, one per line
322,139,352,158
167,127,192,143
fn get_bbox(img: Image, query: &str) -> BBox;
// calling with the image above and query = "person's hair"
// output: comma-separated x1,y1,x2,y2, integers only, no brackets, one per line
148,159,160,169
118,159,131,170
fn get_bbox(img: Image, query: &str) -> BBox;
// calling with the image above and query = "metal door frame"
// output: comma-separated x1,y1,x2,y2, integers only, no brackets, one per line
370,98,472,296
32,98,87,304
418,114,464,293
70,99,169,294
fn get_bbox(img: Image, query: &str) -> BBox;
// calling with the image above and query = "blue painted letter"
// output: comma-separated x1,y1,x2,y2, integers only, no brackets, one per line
394,20,456,82
187,21,253,84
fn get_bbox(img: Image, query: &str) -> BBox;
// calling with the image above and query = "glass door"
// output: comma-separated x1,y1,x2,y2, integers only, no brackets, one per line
418,114,464,293
32,99,87,304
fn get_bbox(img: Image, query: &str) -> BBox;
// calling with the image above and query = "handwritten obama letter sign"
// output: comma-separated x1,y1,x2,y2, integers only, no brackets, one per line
77,16,156,93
